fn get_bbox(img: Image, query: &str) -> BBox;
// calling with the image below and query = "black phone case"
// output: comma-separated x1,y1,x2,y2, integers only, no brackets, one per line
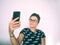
13,11,20,21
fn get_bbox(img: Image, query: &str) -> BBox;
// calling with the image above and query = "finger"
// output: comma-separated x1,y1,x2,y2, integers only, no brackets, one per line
13,27,20,30
13,17,19,22
12,24,20,28
12,25,20,29
13,21,20,25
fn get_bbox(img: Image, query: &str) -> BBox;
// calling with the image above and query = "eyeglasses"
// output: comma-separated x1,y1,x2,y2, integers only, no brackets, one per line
29,19,38,23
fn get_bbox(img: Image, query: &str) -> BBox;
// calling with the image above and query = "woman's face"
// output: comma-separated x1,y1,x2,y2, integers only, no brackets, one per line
29,16,38,28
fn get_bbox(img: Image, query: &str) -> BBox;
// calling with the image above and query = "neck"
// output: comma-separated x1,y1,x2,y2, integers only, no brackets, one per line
30,27,36,32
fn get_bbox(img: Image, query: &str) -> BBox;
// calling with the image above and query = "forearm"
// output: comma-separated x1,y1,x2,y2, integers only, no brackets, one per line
9,32,19,45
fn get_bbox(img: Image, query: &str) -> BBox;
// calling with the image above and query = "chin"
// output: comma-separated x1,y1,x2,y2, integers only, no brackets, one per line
29,24,35,28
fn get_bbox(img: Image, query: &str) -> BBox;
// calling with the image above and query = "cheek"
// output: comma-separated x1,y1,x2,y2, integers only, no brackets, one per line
29,22,38,26
29,22,32,25
34,23,38,26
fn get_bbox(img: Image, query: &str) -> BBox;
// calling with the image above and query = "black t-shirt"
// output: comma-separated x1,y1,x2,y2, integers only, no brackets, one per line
20,28,46,45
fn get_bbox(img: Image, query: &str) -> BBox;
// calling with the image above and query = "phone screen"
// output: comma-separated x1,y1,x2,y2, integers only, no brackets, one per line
12,11,20,21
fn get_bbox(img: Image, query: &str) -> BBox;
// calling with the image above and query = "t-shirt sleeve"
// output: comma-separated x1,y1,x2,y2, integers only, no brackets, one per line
41,32,46,38
20,28,26,35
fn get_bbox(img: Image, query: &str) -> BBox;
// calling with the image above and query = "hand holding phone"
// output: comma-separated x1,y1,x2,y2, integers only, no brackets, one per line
9,11,20,33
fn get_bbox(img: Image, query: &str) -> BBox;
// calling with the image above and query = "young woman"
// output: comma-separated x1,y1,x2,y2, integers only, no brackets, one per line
9,13,46,45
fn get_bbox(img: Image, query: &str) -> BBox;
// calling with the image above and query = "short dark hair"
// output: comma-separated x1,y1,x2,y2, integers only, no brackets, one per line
30,13,40,23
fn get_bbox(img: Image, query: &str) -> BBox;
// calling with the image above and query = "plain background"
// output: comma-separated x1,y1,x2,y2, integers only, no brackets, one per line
0,0,60,45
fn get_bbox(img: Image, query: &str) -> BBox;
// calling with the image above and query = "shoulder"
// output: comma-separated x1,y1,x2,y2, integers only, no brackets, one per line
20,28,29,32
37,29,44,33
22,28,29,31
37,29,46,38
20,28,29,35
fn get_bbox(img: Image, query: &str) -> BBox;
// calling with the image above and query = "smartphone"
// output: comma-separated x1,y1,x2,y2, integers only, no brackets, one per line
12,11,20,21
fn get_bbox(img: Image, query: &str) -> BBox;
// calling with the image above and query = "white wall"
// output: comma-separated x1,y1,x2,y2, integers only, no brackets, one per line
0,0,60,45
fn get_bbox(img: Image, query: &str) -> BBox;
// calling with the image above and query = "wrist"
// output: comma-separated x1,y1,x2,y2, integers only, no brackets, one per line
9,28,14,34
10,33,14,37
9,30,14,37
